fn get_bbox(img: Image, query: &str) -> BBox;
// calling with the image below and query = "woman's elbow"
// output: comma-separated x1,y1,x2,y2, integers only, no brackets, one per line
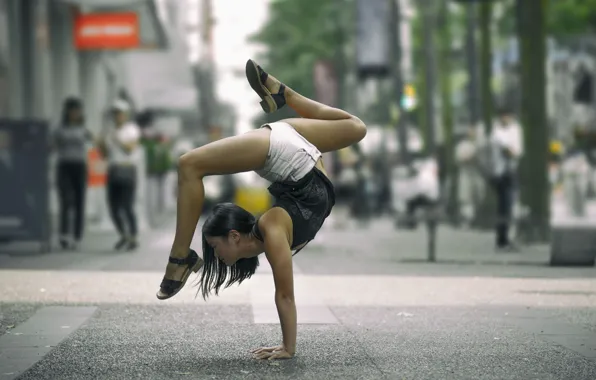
275,291,295,303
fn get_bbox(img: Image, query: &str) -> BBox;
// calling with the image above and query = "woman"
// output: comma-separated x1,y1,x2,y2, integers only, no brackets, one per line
157,60,367,360
53,97,93,250
101,100,141,251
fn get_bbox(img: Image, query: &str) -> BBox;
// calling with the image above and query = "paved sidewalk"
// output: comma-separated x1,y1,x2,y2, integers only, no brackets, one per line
311,218,551,266
1,216,594,379
0,209,175,256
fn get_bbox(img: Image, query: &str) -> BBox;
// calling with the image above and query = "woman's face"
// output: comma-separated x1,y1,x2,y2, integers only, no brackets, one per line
113,110,128,126
205,233,243,266
68,107,82,124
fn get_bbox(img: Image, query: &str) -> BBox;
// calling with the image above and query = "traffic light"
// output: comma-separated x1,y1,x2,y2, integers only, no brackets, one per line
401,84,417,110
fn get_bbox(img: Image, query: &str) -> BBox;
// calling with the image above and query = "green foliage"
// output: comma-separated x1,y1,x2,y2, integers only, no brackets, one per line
248,0,355,105
547,0,596,35
496,0,596,37
494,0,516,37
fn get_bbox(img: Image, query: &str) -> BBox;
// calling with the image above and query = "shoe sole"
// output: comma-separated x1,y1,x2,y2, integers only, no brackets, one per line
156,256,204,300
245,59,277,113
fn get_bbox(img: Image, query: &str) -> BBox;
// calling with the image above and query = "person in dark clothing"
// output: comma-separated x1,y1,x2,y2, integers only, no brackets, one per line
52,97,93,250
100,100,142,251
489,108,523,251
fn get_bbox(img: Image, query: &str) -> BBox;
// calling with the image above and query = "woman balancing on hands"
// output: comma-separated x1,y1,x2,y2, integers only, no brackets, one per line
156,59,367,360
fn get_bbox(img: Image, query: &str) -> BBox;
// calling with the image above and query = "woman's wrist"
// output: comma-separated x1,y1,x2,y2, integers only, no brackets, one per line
283,345,296,356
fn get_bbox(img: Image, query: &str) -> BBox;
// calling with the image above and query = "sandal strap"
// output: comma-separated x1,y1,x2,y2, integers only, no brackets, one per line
257,64,268,84
159,250,200,296
160,278,182,293
168,249,198,266
271,83,286,108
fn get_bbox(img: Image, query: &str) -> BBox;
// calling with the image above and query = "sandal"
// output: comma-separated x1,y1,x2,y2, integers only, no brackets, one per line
156,249,204,300
245,59,286,113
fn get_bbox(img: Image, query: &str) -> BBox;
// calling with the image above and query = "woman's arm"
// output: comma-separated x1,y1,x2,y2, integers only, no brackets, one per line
261,209,297,356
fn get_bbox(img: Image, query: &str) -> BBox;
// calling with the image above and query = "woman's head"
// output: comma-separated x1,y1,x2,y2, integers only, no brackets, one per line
62,97,84,126
197,203,260,299
112,99,130,126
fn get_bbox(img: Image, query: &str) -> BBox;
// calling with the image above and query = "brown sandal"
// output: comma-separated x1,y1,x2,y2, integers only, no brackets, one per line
156,249,203,300
245,59,286,113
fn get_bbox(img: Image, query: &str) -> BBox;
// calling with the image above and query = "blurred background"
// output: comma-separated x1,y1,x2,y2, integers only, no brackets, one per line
0,0,595,266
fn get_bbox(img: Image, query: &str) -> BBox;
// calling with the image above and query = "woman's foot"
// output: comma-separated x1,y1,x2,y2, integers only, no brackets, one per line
126,238,138,251
59,236,80,250
114,237,128,251
156,249,204,300
245,59,286,113
59,236,70,250
70,240,80,251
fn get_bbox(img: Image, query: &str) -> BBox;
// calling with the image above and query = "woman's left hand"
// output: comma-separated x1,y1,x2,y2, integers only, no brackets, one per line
251,345,294,360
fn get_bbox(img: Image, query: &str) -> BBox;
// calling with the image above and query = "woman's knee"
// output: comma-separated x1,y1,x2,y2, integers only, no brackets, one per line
350,116,367,143
178,150,206,179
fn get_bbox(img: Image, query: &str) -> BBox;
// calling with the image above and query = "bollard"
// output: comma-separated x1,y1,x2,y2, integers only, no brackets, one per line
550,227,596,267
425,204,438,262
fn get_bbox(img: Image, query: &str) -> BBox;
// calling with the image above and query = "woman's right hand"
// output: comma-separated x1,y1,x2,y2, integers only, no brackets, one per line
252,345,293,360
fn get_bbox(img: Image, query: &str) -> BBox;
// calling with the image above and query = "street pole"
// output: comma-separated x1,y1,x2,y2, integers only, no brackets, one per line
421,0,438,262
422,1,437,160
389,0,409,165
198,0,214,140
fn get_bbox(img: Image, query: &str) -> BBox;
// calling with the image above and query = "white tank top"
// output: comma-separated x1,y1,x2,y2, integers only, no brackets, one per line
255,122,321,183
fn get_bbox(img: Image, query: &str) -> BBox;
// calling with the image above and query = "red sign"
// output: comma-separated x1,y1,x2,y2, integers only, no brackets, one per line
74,13,140,50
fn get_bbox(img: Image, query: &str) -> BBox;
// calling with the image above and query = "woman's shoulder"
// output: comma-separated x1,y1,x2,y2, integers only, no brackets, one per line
258,207,293,236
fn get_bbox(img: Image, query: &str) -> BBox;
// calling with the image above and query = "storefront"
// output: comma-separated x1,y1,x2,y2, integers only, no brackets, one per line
0,0,168,122
0,1,8,116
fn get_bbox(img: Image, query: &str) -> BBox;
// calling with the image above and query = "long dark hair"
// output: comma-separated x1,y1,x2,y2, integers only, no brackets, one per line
61,97,84,126
196,203,260,300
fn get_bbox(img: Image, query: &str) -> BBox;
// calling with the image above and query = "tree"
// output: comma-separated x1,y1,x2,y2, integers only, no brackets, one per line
497,0,596,37
517,0,550,242
437,0,458,218
248,0,354,127
547,0,596,35
479,1,493,135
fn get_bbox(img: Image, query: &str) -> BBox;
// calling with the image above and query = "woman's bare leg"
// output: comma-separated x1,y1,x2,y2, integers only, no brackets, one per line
162,132,269,284
264,74,367,153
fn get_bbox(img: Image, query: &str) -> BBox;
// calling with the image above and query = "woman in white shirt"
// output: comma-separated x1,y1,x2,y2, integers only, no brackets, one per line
100,100,141,251
489,109,523,251
52,97,94,249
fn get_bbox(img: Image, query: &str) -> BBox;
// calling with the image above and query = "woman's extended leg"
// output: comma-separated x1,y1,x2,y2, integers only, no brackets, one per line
157,131,269,299
245,59,367,153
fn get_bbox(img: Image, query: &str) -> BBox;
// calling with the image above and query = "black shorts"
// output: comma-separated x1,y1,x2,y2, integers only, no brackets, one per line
268,167,335,252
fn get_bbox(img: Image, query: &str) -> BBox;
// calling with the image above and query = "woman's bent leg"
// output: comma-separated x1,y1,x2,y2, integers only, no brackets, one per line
56,163,71,247
261,71,366,153
163,132,269,283
73,162,88,242
106,177,125,237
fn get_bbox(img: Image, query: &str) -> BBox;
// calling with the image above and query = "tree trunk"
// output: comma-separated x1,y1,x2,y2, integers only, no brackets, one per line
480,1,494,135
421,0,437,156
517,0,550,243
438,0,457,221
472,1,497,230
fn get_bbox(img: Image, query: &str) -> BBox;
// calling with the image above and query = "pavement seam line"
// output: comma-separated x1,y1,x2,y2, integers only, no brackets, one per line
0,306,98,380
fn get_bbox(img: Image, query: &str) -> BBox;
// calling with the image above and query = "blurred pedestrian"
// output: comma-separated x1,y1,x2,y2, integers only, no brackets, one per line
52,97,94,250
489,107,523,251
139,112,173,226
455,128,484,227
99,100,142,251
